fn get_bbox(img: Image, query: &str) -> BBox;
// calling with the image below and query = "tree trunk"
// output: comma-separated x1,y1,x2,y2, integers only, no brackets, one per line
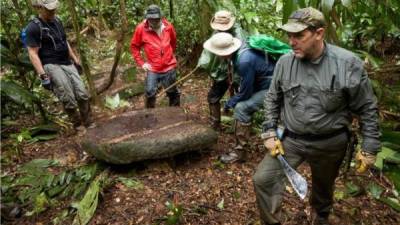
96,0,128,94
169,0,174,19
81,107,218,164
66,0,99,105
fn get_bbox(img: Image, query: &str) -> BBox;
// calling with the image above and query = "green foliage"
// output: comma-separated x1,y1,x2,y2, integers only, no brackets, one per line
116,177,144,190
1,80,39,109
279,0,400,52
164,200,183,225
384,163,400,193
1,160,104,220
345,182,362,197
375,146,400,170
217,198,224,209
72,170,109,225
104,93,130,110
367,183,384,199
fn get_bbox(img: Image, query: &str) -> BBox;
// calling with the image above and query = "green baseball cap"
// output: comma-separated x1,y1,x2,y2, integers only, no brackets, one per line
280,7,326,33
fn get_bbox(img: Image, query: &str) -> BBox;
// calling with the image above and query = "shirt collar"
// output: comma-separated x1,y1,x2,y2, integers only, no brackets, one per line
146,19,165,32
309,41,328,65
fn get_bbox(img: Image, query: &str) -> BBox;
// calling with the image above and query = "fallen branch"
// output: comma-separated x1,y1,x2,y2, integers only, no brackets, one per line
157,67,199,97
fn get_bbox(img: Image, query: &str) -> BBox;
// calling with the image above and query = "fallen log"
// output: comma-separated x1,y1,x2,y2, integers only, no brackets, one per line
81,107,217,164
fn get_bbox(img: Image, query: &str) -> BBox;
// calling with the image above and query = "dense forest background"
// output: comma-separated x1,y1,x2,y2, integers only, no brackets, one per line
1,0,400,224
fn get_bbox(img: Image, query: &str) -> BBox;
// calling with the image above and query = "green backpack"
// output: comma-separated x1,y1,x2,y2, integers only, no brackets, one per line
241,34,292,61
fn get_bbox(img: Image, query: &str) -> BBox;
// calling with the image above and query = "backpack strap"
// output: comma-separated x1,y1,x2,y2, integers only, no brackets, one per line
31,17,43,48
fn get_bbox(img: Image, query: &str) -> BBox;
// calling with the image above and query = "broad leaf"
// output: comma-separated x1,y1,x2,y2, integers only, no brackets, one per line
384,164,400,193
72,171,107,225
105,94,120,110
25,192,49,216
375,147,400,170
345,182,362,197
117,177,143,190
367,183,383,199
380,197,400,212
217,198,224,209
0,80,38,107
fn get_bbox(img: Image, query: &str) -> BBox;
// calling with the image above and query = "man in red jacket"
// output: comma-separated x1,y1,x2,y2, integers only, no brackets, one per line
130,4,180,108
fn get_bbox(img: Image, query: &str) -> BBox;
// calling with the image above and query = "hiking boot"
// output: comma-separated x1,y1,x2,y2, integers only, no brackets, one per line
64,108,81,128
209,102,221,130
311,212,330,225
167,92,180,107
235,120,251,148
78,100,94,128
145,96,156,108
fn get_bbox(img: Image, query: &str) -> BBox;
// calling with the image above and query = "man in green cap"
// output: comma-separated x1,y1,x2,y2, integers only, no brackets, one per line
253,7,380,225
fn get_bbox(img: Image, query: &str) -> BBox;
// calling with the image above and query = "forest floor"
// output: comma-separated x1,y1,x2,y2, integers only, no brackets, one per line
2,38,400,224
2,67,400,225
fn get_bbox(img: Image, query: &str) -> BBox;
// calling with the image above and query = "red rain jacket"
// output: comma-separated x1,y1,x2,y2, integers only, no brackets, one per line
130,18,177,73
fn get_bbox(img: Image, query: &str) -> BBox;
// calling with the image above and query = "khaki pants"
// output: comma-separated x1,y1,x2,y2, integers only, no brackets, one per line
44,64,89,109
253,132,348,224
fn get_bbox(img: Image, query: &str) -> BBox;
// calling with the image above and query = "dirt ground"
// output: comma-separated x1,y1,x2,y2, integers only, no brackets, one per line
2,70,399,225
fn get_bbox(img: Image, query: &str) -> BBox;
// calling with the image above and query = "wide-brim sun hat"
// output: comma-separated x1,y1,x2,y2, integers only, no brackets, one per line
210,10,235,31
203,32,242,56
38,0,60,10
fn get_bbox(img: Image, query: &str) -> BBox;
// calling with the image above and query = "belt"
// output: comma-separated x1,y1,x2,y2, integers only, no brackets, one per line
284,127,348,141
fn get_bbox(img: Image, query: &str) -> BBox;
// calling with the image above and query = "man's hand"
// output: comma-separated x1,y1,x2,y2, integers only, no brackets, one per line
39,73,52,90
264,138,284,157
355,151,377,173
142,63,152,71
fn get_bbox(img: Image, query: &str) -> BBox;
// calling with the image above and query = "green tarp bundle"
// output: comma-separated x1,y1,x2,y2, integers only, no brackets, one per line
247,35,292,60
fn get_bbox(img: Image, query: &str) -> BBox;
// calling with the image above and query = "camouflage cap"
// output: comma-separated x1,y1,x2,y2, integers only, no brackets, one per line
280,7,325,33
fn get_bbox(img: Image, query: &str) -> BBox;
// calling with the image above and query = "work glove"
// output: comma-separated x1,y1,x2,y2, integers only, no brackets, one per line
142,63,152,71
264,138,285,157
39,73,52,90
355,150,376,173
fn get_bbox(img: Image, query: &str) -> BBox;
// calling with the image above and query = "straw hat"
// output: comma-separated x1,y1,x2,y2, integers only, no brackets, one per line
203,32,242,56
210,10,235,31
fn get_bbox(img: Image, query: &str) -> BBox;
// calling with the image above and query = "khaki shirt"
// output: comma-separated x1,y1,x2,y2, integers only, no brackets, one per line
264,43,380,153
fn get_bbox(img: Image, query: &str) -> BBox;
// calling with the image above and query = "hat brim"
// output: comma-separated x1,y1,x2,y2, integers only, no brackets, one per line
146,13,161,19
279,22,308,33
43,2,59,10
203,38,242,56
210,17,235,31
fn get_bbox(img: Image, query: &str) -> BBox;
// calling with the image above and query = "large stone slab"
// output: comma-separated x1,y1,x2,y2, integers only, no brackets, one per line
82,107,217,164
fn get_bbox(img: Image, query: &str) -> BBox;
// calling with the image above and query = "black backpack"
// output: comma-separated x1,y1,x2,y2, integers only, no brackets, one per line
21,17,43,48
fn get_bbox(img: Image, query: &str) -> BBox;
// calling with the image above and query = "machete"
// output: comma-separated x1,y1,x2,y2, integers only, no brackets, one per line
276,154,308,199
275,128,308,199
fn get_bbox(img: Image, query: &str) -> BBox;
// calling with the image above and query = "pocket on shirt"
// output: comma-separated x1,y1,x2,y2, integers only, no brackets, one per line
319,89,344,112
282,83,301,106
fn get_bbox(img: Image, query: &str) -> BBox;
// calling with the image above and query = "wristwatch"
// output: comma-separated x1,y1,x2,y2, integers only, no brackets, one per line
262,122,277,133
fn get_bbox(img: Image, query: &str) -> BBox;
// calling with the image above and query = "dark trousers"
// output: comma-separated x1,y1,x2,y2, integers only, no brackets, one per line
207,79,230,104
253,132,348,224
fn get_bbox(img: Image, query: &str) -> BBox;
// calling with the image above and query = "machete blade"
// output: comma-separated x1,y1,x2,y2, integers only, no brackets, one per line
277,155,308,199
